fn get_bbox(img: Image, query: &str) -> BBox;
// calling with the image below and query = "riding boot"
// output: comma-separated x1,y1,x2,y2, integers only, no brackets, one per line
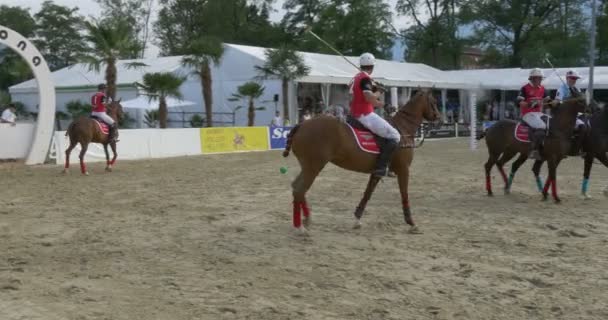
528,128,542,160
373,138,398,178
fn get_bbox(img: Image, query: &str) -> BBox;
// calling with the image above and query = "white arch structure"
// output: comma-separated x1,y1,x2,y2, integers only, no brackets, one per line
1,25,55,164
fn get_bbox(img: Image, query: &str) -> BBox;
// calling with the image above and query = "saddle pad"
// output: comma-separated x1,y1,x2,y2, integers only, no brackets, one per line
514,123,530,143
347,124,380,154
93,119,110,135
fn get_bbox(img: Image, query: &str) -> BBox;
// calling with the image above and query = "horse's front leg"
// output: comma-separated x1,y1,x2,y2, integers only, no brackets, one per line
353,175,381,229
109,141,118,169
103,144,112,172
532,159,545,193
582,153,594,199
396,163,421,234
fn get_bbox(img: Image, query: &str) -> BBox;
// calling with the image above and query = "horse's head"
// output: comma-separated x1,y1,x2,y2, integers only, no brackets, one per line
409,88,441,122
107,98,124,121
564,95,588,114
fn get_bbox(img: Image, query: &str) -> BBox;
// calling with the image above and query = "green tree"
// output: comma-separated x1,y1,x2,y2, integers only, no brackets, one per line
256,46,310,122
0,5,36,91
95,0,154,58
596,0,608,64
461,0,564,67
182,37,225,127
283,0,394,58
80,19,144,100
155,0,283,55
65,100,90,119
136,72,186,128
34,1,86,71
229,82,266,126
397,0,463,69
0,5,36,37
135,72,186,128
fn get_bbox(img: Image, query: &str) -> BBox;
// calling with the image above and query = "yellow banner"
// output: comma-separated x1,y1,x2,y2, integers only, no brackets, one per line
200,127,269,154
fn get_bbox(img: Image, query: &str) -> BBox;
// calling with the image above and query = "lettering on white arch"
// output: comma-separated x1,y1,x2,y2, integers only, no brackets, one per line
0,25,56,164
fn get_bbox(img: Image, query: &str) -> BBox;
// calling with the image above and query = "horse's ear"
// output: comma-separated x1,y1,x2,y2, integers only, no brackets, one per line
117,97,122,103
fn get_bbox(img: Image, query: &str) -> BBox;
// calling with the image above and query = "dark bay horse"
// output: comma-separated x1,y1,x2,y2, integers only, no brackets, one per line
576,104,608,198
63,100,123,175
283,89,441,233
479,96,587,202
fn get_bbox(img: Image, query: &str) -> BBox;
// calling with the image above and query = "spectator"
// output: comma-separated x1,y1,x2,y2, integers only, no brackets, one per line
1,104,17,126
270,111,283,127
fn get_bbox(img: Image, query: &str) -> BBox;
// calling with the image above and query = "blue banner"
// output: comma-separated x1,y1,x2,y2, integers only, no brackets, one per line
269,126,293,149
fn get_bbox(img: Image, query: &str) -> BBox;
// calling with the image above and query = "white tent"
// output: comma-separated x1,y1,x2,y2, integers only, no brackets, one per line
445,67,608,91
121,96,196,110
121,96,196,128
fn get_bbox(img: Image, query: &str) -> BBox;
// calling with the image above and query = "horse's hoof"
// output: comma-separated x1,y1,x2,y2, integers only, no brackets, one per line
303,217,311,229
554,198,562,204
82,172,89,176
408,225,423,234
105,167,113,172
294,226,309,236
353,219,362,229
504,188,511,195
582,193,592,200
62,169,69,175
487,192,494,197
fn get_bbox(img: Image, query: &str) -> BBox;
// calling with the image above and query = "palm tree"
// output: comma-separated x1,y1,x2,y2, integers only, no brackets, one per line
229,82,266,126
182,37,225,127
135,72,185,128
256,46,310,123
79,18,145,100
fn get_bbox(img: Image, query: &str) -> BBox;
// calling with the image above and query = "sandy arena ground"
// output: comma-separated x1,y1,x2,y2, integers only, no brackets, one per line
1,138,607,320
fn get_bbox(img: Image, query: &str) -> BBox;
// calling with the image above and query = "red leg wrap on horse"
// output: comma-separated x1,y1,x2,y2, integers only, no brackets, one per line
402,199,410,208
498,167,508,184
551,180,558,199
293,202,302,228
110,159,116,165
80,163,86,174
301,202,310,218
543,179,552,194
485,175,491,192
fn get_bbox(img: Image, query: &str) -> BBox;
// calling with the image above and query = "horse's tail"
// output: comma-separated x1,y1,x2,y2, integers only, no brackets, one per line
65,121,76,137
283,124,301,158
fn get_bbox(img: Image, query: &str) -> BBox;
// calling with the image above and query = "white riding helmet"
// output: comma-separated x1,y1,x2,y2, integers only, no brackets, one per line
529,68,544,78
566,70,580,79
359,53,376,67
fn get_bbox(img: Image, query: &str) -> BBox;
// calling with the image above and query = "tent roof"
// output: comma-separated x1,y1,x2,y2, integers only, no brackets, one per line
227,44,473,89
445,67,608,90
121,95,196,110
9,55,185,92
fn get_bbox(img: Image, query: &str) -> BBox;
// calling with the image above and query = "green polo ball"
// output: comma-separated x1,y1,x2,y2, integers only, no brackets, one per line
280,166,288,174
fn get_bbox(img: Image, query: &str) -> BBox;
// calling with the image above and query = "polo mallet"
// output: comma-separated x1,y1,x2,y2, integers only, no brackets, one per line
544,54,569,88
304,27,386,93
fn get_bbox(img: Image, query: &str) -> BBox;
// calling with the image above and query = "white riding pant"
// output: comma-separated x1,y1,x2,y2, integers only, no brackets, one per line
522,112,546,130
91,112,115,126
357,112,400,142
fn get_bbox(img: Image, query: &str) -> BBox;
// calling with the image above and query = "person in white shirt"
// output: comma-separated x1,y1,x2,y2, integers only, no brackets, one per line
270,111,283,126
1,104,17,126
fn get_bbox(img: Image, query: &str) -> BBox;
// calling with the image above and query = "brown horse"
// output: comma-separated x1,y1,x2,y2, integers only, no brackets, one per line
63,100,123,175
479,96,587,202
283,89,441,233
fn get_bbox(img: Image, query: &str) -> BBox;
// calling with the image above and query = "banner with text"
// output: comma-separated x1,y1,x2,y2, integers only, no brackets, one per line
200,127,269,154
269,126,293,149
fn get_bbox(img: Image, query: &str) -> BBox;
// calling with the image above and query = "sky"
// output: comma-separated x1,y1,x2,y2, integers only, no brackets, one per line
3,0,417,60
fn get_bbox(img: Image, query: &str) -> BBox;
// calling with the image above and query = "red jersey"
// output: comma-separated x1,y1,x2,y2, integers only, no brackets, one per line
517,83,548,116
91,92,107,113
350,72,374,117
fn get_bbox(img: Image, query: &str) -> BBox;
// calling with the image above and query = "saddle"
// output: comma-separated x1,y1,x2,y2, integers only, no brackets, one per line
345,116,413,153
90,116,110,135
